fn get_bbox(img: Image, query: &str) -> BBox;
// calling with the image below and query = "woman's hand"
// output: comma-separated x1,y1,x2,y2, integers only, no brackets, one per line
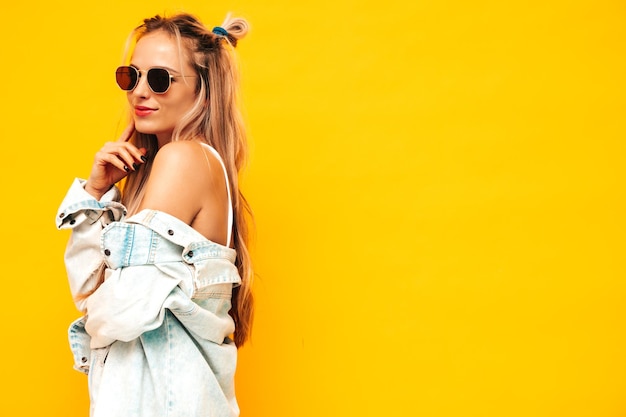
84,123,147,199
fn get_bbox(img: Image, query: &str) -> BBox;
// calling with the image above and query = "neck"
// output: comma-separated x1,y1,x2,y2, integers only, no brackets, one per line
156,132,173,148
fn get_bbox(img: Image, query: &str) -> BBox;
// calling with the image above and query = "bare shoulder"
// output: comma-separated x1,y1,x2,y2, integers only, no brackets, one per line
153,141,223,179
153,140,205,169
138,141,225,224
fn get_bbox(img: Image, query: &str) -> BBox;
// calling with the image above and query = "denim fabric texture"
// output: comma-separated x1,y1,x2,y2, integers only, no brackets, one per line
57,179,241,417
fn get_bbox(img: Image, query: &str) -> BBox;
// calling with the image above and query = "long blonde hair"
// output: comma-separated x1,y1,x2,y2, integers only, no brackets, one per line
121,13,254,347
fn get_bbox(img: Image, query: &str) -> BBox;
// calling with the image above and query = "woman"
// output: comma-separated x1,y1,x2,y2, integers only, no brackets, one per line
55,13,253,417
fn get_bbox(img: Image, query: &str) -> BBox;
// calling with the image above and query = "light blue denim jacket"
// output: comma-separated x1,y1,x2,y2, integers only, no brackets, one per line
56,178,241,417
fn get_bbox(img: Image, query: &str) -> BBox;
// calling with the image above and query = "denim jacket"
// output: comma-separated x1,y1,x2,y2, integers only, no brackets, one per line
56,178,241,417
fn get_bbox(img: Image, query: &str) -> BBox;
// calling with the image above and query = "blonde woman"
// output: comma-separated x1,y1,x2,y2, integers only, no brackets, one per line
56,13,253,417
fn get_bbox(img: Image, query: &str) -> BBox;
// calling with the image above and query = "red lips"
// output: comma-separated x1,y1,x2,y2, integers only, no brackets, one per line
134,106,156,117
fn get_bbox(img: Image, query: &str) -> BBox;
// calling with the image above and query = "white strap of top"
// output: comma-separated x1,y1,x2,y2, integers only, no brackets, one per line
200,143,233,248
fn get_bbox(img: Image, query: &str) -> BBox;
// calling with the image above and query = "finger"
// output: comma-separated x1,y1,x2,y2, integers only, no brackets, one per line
98,143,138,171
113,142,147,167
95,151,131,174
117,122,136,143
115,146,142,171
139,147,148,162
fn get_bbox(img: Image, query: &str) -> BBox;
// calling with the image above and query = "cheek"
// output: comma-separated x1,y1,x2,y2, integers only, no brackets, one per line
177,91,198,115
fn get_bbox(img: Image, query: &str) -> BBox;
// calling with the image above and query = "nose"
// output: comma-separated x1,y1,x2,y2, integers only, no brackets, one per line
131,71,151,98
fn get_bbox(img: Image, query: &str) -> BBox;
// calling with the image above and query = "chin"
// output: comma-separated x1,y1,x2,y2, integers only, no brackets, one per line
133,120,158,135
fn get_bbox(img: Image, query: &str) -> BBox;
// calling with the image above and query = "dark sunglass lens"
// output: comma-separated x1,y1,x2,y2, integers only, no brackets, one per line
147,68,171,93
115,66,137,91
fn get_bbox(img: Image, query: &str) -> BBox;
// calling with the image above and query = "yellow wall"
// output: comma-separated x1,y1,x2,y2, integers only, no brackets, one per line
1,0,624,416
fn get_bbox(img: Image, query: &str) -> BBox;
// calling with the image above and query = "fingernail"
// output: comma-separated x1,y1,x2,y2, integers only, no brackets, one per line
132,163,139,170
141,155,148,162
124,166,129,172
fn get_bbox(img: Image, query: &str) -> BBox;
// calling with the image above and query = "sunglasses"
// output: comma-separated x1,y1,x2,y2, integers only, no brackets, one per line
115,66,195,94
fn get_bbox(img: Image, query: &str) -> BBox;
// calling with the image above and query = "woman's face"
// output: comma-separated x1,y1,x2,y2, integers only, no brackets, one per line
128,31,197,145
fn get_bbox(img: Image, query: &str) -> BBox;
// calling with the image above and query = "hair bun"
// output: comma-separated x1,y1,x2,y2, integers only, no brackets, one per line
220,14,249,45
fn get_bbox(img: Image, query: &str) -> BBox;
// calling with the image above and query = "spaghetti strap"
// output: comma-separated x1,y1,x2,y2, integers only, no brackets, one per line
199,143,234,248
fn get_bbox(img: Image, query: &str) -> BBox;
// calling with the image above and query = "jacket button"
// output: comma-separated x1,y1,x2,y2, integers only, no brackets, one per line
187,251,194,257
104,249,111,256
59,213,65,218
168,229,174,235
81,356,88,363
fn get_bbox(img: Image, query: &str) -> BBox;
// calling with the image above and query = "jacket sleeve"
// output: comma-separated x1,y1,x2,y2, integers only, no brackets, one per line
85,265,187,348
81,212,240,349
56,178,127,312
85,264,236,349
